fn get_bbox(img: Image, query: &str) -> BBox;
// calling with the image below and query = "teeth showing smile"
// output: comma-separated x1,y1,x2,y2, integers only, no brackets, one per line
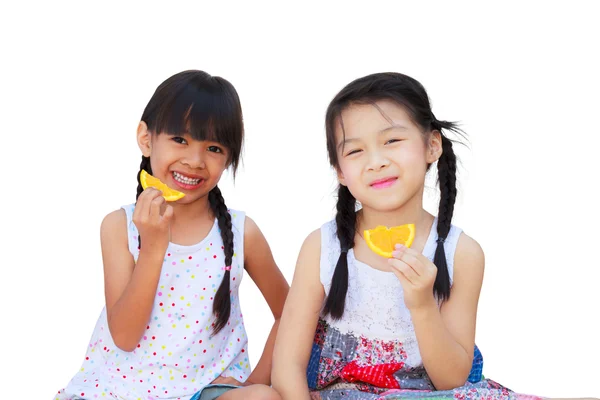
173,171,201,185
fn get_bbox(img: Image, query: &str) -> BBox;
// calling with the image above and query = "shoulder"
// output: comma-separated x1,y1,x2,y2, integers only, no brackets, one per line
303,228,322,250
100,208,130,253
454,232,485,282
101,209,127,236
291,228,323,289
242,214,259,240
295,228,322,277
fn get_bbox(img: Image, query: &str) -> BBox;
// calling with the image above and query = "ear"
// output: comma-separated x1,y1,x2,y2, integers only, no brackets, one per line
336,167,347,187
426,130,443,163
137,121,152,157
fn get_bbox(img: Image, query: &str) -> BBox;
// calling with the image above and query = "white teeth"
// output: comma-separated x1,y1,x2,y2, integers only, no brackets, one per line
173,172,201,185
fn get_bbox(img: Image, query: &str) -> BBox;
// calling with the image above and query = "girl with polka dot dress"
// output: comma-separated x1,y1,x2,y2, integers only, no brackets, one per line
55,70,287,400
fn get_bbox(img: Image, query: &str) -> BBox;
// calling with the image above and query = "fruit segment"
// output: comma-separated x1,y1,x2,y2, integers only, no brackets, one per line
364,224,415,258
140,170,186,201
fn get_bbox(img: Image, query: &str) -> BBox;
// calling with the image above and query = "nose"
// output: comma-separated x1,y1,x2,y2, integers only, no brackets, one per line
182,149,206,169
366,149,390,172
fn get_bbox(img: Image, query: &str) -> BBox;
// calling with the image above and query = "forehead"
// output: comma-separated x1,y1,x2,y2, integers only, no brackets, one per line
335,100,416,140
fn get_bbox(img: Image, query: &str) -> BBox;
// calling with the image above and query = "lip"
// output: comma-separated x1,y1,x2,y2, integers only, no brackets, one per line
370,176,398,189
170,171,206,190
172,170,204,179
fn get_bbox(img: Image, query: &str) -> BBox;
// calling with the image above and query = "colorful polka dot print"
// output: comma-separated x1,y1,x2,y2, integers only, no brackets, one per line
54,204,250,400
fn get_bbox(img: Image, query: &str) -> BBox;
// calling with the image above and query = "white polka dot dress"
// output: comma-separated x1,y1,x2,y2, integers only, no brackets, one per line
55,204,251,400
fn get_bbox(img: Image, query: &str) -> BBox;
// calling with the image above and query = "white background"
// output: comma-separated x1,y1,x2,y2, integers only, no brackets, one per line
1,1,599,399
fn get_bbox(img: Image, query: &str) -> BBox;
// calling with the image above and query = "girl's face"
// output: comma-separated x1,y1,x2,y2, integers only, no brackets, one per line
138,123,230,204
335,100,442,213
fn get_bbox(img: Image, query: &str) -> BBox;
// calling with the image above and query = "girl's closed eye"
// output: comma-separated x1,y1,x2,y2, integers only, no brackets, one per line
385,138,403,145
345,148,362,157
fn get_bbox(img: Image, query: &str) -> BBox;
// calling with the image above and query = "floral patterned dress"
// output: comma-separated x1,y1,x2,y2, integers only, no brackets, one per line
306,219,541,400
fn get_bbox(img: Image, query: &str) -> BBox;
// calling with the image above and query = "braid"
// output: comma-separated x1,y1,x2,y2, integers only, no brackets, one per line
209,185,234,334
322,185,357,319
136,156,152,250
433,126,458,302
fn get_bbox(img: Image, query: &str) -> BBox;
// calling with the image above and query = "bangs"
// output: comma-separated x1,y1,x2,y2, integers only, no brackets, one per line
142,71,243,173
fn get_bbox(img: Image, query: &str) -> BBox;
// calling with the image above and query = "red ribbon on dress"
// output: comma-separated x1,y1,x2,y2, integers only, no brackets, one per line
340,360,404,389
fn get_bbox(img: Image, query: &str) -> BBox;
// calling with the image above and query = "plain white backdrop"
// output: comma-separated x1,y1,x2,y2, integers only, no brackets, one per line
1,1,598,398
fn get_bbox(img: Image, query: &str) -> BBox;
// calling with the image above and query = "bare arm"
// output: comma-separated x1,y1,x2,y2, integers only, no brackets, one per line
241,216,290,385
102,189,172,352
410,234,484,389
272,229,324,400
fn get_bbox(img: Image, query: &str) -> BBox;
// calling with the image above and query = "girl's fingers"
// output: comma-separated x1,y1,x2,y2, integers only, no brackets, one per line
394,244,438,279
162,205,174,223
388,258,416,285
392,248,422,276
134,188,159,225
149,194,166,222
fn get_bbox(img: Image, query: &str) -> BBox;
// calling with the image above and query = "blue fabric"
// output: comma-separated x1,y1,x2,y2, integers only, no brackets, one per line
468,345,484,383
190,384,238,400
307,341,324,389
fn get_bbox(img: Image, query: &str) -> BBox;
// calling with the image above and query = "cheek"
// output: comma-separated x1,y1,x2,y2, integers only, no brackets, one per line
398,144,429,170
338,160,362,186
149,152,168,173
206,155,229,175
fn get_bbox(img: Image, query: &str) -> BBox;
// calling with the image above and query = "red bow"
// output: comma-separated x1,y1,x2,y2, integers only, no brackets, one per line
340,361,404,389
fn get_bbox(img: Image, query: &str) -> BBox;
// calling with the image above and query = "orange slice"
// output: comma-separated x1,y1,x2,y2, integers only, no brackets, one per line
140,170,186,202
364,224,416,258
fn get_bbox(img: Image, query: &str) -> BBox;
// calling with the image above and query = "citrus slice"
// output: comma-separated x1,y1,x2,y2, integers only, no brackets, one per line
364,224,416,258
140,170,186,201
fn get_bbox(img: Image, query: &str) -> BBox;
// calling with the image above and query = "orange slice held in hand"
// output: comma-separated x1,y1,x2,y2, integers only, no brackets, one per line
364,224,416,258
139,170,186,202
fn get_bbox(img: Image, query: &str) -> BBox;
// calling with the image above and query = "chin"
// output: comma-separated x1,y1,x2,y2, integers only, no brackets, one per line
360,196,408,212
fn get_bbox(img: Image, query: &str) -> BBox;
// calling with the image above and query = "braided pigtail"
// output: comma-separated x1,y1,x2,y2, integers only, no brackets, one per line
209,186,235,334
322,185,357,319
431,118,459,302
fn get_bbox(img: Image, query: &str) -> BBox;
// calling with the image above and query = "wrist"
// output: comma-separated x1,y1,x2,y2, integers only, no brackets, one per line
138,246,167,263
408,297,439,318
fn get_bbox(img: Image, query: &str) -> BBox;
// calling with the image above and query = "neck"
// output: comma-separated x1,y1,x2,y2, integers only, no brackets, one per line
358,190,431,233
170,194,214,223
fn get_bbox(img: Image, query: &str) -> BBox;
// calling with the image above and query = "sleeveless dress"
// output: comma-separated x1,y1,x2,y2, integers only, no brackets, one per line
55,204,251,400
307,218,541,400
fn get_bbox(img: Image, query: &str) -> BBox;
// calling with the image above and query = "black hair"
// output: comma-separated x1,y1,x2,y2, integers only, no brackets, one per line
323,72,463,319
135,70,243,334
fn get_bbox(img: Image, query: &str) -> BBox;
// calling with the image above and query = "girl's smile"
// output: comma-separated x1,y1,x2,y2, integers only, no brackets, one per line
170,170,206,190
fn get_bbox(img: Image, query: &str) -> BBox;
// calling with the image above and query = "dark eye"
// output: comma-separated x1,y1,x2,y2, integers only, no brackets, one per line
208,145,223,153
172,136,187,144
386,139,401,145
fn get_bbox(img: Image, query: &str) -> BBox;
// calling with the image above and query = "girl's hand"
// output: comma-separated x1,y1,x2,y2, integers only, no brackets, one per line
132,188,174,255
388,244,438,311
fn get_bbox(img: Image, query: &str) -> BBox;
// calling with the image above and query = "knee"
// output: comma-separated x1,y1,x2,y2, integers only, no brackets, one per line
219,384,281,400
246,384,281,400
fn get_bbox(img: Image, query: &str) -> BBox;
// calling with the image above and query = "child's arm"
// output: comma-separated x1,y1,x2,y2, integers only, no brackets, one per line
241,216,289,385
391,233,484,390
101,189,172,352
272,230,323,400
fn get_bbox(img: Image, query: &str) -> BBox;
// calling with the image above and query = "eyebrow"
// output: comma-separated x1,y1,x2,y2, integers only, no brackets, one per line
337,124,408,150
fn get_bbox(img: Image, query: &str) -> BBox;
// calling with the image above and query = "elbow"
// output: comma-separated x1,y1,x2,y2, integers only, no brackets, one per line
433,370,470,391
114,340,137,353
271,363,283,391
111,333,138,352
107,321,138,353
271,360,290,395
